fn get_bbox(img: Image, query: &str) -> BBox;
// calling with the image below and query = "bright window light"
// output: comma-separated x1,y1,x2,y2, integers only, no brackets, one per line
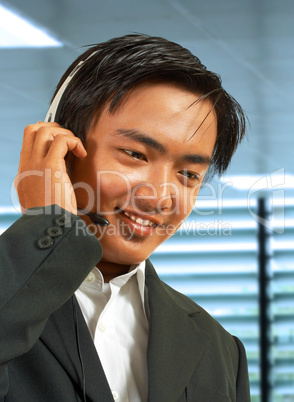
0,5,62,47
221,170,294,191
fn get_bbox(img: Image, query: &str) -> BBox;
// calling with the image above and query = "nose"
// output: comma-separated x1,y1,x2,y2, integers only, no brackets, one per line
133,168,175,213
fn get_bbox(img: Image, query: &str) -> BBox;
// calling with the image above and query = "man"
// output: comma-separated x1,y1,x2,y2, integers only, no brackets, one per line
0,34,250,401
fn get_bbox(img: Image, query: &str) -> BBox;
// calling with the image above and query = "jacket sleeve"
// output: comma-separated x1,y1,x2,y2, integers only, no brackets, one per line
234,336,251,401
0,206,103,397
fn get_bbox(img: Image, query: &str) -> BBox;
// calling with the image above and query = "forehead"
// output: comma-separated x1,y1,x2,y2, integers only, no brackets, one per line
89,82,217,155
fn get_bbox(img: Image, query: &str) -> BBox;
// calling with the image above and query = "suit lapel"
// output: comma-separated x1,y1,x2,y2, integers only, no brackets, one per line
39,262,210,402
145,260,210,402
40,297,113,402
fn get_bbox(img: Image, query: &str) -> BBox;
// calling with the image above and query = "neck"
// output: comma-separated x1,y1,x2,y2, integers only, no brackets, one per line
97,260,131,282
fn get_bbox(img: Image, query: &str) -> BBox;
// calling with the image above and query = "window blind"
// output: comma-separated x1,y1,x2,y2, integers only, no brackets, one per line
270,200,294,401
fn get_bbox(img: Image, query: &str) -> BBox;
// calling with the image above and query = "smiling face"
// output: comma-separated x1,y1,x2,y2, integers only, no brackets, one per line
70,82,217,277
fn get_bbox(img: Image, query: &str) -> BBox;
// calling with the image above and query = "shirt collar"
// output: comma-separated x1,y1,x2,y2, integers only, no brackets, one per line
131,260,146,313
84,260,147,316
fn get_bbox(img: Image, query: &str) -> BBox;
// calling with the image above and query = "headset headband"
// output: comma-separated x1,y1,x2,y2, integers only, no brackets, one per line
44,51,98,123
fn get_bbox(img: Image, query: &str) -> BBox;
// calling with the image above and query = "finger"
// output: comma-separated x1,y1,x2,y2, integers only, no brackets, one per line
21,122,61,160
46,135,87,162
32,126,77,159
35,121,60,127
20,124,40,160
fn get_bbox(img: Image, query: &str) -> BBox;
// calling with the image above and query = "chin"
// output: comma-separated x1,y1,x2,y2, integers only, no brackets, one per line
102,250,148,266
99,237,154,266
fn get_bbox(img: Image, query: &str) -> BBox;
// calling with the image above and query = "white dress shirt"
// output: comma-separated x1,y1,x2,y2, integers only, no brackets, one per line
75,261,149,402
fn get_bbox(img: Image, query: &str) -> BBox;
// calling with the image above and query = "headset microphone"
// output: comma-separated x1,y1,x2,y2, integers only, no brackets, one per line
45,51,109,226
77,209,109,226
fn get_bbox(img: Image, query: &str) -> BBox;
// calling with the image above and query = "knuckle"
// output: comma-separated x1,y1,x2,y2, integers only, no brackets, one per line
64,128,75,136
53,133,65,142
23,124,35,136
36,126,48,135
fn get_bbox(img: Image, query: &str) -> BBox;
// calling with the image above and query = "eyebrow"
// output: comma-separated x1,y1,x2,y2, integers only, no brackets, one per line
115,128,166,153
183,154,212,165
114,128,212,165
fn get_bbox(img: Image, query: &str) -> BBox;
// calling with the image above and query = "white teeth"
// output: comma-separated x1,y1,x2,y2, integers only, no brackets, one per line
122,211,155,227
143,219,152,226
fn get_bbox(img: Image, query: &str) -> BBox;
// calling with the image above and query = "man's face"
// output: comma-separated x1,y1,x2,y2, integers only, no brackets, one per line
71,82,217,266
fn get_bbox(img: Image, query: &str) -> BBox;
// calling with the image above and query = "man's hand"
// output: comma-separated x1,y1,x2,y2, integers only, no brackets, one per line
14,122,87,215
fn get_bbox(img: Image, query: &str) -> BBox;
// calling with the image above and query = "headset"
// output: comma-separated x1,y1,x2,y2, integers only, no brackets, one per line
44,51,98,123
45,51,109,226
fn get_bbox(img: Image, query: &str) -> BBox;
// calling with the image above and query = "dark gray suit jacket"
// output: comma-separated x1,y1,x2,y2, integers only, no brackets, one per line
0,208,251,401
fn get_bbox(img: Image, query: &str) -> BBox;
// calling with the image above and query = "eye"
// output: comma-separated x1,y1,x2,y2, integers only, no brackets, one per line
124,149,147,161
180,170,200,182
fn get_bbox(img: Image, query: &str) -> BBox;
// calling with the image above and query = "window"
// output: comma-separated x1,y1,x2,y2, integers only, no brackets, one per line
271,200,294,401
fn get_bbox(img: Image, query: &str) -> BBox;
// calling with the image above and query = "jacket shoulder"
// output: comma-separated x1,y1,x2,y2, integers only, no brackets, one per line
159,277,239,350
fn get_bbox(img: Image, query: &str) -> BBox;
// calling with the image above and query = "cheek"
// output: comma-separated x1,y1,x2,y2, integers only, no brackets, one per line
170,186,200,220
98,164,151,206
189,186,201,208
98,171,133,207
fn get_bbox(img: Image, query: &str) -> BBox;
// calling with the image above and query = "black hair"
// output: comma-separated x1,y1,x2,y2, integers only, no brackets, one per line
52,33,246,177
